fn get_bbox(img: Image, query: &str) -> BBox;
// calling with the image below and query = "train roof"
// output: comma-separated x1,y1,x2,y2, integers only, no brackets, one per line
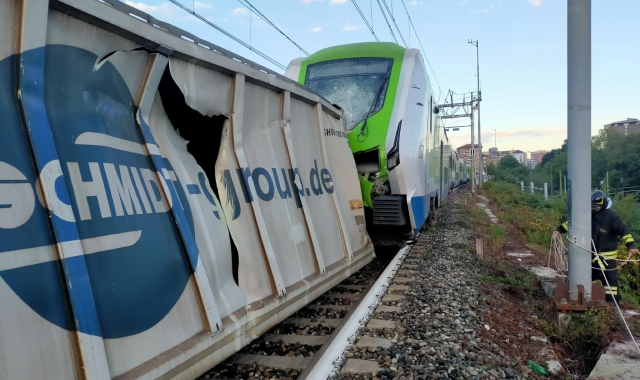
303,42,408,65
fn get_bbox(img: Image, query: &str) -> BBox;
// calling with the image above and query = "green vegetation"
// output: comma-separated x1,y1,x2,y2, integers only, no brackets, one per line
492,129,640,196
482,181,565,246
485,128,640,305
481,180,640,307
488,225,506,255
539,309,609,374
479,261,544,298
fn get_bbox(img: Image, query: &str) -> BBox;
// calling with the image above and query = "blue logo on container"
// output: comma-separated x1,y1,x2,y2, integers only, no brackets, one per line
0,46,194,338
0,45,338,339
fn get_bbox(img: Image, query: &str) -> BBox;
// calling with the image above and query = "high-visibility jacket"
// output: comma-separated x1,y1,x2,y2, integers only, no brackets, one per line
556,208,637,261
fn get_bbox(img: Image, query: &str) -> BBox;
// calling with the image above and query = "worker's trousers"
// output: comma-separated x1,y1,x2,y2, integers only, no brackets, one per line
592,259,620,303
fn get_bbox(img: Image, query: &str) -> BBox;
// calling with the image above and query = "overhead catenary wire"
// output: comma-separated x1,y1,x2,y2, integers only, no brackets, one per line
236,0,310,56
167,0,286,70
398,0,442,100
380,0,407,47
374,0,398,44
351,0,379,41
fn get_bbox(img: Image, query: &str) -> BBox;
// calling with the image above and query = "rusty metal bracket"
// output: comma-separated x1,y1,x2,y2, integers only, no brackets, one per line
554,282,609,312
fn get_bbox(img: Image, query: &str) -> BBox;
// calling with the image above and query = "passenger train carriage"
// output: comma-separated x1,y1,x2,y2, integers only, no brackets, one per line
287,43,470,250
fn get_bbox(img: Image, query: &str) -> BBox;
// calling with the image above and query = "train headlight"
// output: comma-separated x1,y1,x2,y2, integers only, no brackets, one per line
387,150,400,170
386,120,402,171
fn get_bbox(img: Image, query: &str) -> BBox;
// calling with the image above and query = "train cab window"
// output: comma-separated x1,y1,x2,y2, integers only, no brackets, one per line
305,58,392,130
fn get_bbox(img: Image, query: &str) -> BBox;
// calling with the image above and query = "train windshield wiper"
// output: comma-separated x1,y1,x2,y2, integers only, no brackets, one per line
360,78,389,136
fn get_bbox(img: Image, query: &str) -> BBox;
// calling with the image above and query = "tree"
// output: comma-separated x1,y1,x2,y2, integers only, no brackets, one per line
494,155,530,183
488,131,640,197
540,140,567,167
604,131,640,193
487,162,499,177
498,155,521,170
592,130,608,188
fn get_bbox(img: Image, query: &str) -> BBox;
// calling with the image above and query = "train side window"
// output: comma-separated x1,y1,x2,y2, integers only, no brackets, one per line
429,95,433,133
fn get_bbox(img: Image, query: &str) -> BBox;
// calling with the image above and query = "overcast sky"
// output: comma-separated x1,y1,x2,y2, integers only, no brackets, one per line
124,0,640,156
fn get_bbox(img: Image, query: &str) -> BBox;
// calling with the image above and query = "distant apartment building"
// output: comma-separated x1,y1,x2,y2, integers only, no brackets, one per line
526,159,536,169
480,153,491,167
604,118,640,136
457,144,497,167
456,143,478,165
511,150,527,164
497,150,511,160
530,150,548,166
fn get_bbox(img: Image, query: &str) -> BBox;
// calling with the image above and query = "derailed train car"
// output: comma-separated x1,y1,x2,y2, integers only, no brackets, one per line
0,0,373,379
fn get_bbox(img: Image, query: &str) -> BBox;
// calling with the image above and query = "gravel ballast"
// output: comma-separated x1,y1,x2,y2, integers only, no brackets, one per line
338,188,540,380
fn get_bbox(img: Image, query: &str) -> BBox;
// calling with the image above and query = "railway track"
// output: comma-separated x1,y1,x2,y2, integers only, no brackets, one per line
198,244,423,380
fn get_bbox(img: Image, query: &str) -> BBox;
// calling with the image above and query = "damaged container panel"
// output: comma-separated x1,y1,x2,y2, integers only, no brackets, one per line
0,0,374,379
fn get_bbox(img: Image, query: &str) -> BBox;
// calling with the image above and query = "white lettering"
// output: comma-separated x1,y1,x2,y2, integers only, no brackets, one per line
36,160,75,222
0,162,35,229
130,167,153,214
67,162,111,220
162,168,184,210
140,168,172,213
104,164,144,216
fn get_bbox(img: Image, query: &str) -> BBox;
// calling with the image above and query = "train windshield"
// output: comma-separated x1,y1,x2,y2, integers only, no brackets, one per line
306,58,393,131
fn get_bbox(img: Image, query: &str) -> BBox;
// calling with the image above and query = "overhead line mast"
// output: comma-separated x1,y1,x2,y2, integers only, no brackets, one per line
438,91,478,194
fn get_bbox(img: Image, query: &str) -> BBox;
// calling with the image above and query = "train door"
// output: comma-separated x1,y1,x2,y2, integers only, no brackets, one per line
425,94,432,192
449,155,453,189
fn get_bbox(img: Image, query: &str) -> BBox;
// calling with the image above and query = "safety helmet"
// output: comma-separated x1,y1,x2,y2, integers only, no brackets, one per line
591,190,606,208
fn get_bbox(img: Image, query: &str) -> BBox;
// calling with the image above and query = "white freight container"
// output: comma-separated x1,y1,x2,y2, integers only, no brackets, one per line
0,0,373,378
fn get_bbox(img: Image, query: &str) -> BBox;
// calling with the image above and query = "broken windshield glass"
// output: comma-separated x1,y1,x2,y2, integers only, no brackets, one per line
306,58,393,131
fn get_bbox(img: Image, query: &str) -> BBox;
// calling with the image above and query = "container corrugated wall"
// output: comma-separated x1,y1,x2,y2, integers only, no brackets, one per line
0,0,373,378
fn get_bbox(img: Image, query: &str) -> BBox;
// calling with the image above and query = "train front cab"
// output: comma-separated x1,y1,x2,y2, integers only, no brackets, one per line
288,43,445,252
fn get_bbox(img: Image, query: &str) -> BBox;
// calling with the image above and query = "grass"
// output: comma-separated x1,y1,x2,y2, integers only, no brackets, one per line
488,225,506,255
479,258,547,300
540,309,610,374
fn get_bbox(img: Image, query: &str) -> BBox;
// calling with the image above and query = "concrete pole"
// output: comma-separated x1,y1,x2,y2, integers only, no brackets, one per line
567,0,592,300
559,170,563,196
530,182,534,193
470,100,475,194
544,183,548,199
476,43,483,188
521,181,524,191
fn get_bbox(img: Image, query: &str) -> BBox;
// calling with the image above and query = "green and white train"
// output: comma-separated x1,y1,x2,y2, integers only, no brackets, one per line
287,42,471,249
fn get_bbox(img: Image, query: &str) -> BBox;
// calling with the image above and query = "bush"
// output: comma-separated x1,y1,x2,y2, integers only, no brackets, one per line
611,195,640,307
489,225,505,255
482,182,564,246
